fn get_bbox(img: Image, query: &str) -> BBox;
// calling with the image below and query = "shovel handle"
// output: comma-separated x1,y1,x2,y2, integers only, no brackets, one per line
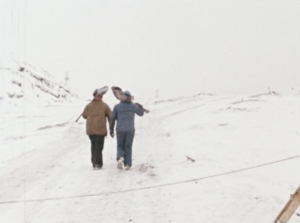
75,114,82,122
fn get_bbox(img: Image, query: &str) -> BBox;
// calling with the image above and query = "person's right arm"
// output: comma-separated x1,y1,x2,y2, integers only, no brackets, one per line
109,106,117,136
134,104,144,116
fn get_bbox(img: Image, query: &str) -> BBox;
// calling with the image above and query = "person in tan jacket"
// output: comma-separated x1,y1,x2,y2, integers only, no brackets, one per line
82,89,112,169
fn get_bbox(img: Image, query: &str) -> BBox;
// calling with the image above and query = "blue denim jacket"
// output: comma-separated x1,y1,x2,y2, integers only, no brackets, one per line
110,101,144,132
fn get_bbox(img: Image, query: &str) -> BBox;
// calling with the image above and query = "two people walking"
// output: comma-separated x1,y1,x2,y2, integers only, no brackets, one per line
82,88,144,170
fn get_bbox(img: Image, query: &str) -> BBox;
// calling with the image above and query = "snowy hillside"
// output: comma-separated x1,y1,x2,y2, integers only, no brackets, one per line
0,60,77,107
0,88,299,222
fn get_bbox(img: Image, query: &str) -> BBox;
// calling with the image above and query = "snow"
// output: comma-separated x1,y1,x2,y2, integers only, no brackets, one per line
0,60,77,108
0,68,300,222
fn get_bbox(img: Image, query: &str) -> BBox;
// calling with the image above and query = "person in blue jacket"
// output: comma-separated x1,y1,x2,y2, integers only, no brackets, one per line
110,91,144,170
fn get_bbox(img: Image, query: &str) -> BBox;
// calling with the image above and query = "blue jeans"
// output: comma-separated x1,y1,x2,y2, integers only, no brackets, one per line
116,131,135,166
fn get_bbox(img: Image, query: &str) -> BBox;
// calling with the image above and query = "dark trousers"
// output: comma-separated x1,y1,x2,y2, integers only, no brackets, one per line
89,135,105,167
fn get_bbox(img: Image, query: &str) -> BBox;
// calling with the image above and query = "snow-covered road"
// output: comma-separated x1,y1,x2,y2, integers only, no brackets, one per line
1,93,299,223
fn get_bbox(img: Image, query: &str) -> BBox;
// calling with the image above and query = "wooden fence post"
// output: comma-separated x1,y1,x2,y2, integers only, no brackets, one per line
274,185,300,223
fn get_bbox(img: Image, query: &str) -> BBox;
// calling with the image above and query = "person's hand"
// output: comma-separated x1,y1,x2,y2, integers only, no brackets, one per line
110,131,114,138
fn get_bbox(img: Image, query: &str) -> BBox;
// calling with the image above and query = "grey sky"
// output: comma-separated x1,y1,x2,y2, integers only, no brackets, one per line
1,0,299,100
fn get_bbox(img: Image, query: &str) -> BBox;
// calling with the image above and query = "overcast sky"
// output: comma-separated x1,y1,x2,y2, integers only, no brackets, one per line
1,0,299,100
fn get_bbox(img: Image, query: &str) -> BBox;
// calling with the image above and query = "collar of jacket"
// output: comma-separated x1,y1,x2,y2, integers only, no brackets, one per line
93,98,102,102
121,100,131,103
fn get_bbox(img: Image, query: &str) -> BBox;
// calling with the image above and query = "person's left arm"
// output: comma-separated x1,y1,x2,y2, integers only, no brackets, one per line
82,105,88,119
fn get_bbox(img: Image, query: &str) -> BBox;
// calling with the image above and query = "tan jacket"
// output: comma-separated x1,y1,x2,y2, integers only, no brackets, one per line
82,99,111,136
